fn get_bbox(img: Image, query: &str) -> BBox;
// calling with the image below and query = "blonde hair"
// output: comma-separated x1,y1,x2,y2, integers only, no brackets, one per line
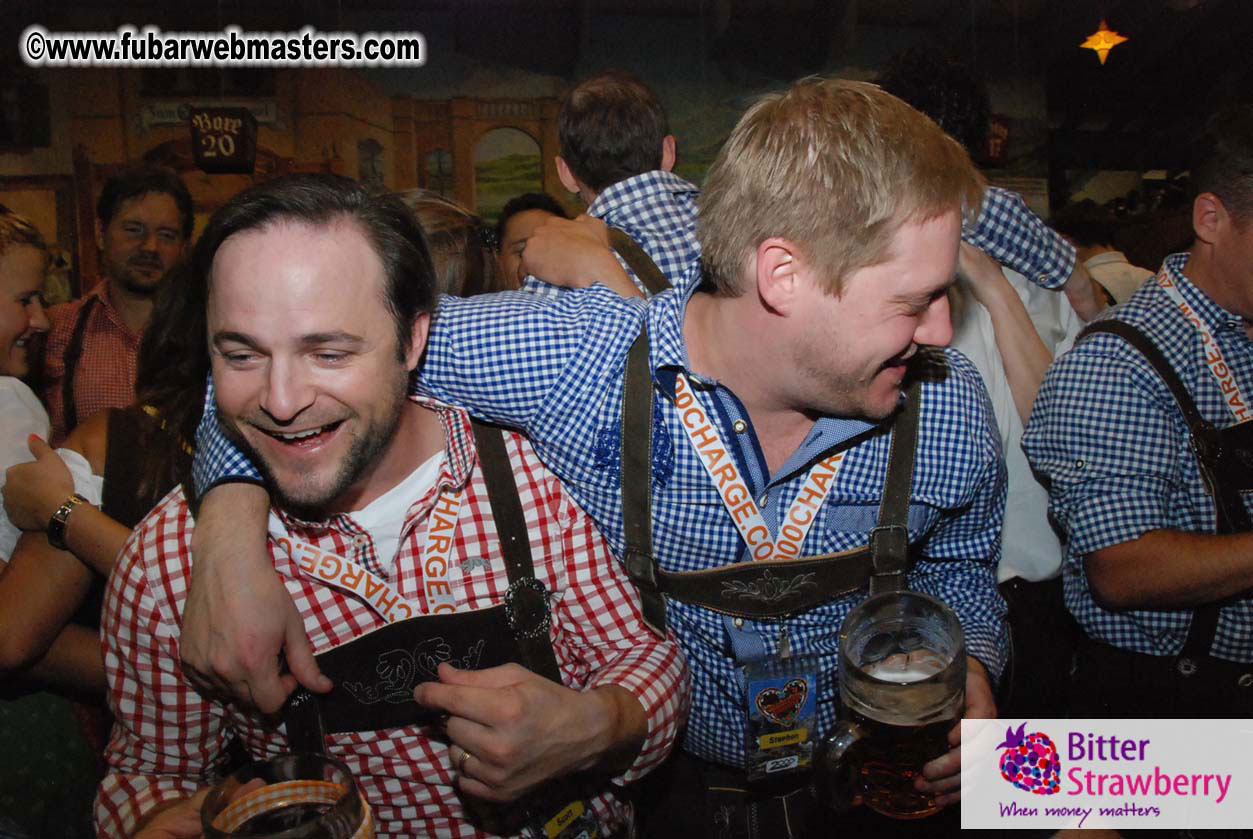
698,78,984,296
0,205,48,256
396,190,508,296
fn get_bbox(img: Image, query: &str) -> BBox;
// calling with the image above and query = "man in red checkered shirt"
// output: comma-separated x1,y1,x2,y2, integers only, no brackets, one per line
42,167,193,444
95,175,688,839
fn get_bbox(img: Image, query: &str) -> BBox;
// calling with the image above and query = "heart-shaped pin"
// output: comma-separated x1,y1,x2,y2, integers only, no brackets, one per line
754,677,809,726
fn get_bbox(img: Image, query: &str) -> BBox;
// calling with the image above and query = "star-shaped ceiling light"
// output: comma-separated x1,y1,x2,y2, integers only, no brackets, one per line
1081,19,1129,65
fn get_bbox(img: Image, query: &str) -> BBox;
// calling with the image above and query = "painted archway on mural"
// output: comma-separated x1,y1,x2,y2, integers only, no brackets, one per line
473,127,542,222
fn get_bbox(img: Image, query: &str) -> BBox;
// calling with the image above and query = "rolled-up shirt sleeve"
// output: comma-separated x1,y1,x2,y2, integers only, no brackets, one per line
963,186,1076,291
192,375,263,497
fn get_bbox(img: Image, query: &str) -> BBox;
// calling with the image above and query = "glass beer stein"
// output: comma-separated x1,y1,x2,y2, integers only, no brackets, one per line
814,591,966,819
201,754,374,839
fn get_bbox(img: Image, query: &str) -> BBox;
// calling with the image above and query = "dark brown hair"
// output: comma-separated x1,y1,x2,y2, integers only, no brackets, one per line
558,71,669,193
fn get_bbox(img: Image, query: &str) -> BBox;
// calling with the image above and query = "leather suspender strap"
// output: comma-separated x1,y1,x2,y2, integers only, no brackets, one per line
607,228,673,296
618,324,927,620
621,327,667,636
470,420,563,684
1079,321,1208,428
61,295,99,432
1078,321,1249,528
869,377,923,596
284,425,563,754
1076,321,1225,664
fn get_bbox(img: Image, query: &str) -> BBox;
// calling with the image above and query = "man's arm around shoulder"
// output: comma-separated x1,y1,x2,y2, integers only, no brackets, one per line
182,481,330,712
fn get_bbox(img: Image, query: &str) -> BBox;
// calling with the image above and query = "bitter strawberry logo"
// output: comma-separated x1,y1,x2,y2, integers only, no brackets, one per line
997,722,1061,795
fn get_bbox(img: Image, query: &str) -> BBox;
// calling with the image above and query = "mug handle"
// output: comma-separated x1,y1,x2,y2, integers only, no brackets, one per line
812,720,866,812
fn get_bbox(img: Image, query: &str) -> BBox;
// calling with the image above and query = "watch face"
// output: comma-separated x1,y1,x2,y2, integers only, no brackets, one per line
48,493,87,549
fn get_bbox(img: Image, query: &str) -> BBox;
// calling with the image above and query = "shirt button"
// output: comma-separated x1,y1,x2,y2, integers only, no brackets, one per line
1074,459,1085,469
732,419,747,433
733,617,744,628
354,535,369,548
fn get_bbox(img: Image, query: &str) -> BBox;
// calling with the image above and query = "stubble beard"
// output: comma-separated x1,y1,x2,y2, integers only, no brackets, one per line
220,385,410,521
116,266,165,297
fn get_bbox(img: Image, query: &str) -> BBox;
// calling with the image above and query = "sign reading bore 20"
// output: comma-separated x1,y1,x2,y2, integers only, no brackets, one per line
188,106,258,174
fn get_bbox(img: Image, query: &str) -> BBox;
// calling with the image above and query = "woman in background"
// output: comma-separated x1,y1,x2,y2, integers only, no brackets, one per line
397,189,514,295
0,207,51,564
0,206,101,839
1,257,203,693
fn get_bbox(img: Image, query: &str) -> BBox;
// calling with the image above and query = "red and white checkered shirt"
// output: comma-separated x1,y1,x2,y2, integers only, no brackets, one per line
43,280,142,445
95,399,689,839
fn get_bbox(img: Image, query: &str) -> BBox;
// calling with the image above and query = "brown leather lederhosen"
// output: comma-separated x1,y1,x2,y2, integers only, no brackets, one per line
1069,321,1253,719
283,422,560,740
282,421,614,835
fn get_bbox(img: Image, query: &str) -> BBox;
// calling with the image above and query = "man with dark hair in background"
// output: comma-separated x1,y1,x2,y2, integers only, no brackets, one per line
494,192,569,288
41,167,193,443
1024,105,1253,719
551,70,700,294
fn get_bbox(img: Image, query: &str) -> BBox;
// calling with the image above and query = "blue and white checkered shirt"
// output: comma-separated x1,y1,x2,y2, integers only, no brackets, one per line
964,187,1074,291
193,180,1070,474
1022,253,1253,662
424,277,1010,768
523,170,701,299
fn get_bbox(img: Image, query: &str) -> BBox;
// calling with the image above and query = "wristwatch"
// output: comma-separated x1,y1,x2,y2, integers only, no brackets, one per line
47,492,88,551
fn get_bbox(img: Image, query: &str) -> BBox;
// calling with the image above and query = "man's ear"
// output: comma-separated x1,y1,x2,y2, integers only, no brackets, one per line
404,312,432,372
754,238,805,315
555,156,581,195
660,135,677,172
1193,192,1224,245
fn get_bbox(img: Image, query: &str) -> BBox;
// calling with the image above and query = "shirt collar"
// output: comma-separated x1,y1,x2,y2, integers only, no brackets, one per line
89,279,142,340
647,258,708,398
587,170,700,218
1161,251,1246,332
646,259,880,476
1084,250,1129,268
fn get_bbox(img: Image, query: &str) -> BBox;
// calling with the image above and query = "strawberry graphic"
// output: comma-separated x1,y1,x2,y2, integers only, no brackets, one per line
996,722,1061,795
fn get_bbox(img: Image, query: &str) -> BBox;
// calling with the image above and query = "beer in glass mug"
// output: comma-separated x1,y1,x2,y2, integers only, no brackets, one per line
201,753,374,839
815,590,965,819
